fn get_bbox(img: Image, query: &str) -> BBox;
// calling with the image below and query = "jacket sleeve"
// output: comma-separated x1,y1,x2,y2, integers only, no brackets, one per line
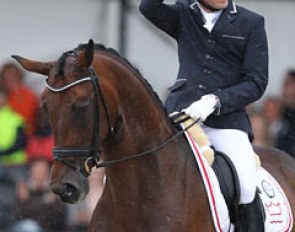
0,126,27,156
213,16,269,114
139,0,180,39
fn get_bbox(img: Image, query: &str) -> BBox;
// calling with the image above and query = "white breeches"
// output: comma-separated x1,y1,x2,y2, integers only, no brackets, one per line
203,126,257,204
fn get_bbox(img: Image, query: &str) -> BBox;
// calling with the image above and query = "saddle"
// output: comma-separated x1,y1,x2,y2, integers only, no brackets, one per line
171,113,267,231
212,150,241,225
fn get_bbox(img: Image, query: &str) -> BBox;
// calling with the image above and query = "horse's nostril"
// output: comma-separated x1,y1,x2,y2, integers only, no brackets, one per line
60,183,80,203
64,184,76,197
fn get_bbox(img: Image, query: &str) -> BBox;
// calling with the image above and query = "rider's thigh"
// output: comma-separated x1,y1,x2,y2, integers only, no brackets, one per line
203,126,257,204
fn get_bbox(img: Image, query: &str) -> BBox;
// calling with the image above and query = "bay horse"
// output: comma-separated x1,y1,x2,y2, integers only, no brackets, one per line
13,40,295,231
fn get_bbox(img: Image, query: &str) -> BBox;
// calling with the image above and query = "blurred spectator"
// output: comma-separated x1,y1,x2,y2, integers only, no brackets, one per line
67,200,90,232
249,112,270,146
0,87,27,165
262,96,282,145
11,219,43,232
0,168,16,231
274,69,295,157
13,159,67,232
0,62,39,134
26,107,53,163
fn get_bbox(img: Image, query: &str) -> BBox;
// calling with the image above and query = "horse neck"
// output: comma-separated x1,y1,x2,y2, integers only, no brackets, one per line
94,53,200,204
94,51,174,150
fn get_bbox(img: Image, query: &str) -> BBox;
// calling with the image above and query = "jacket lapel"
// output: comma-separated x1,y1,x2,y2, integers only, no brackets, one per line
211,0,238,34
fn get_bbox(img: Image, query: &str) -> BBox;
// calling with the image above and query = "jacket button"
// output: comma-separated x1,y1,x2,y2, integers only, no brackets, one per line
203,68,212,74
208,39,215,44
198,84,206,89
205,54,213,59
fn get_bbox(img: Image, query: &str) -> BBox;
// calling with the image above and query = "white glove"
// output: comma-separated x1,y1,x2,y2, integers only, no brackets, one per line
183,94,220,122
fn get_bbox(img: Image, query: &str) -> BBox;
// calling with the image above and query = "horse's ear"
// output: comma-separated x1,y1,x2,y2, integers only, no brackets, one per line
76,39,94,69
11,55,53,76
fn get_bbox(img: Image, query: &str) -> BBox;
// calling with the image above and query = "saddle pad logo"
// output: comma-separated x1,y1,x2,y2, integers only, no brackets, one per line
257,168,293,232
262,180,275,198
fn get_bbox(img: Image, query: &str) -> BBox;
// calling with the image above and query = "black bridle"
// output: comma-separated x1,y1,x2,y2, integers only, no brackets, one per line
46,52,198,177
45,51,112,176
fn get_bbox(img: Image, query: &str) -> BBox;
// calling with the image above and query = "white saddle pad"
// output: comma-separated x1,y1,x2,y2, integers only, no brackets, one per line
184,131,231,232
184,130,293,232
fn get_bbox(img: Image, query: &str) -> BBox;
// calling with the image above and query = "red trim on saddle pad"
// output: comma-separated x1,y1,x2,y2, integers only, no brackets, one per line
185,131,231,232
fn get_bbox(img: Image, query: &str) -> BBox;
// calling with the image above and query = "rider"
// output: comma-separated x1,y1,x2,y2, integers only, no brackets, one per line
139,0,268,231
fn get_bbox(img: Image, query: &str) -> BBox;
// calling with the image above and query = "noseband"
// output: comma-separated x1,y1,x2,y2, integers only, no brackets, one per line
45,51,112,176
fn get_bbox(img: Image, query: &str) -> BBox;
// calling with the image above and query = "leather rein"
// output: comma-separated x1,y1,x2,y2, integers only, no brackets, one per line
46,52,197,177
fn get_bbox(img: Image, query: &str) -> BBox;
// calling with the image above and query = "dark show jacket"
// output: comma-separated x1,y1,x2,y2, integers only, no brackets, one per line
139,0,268,135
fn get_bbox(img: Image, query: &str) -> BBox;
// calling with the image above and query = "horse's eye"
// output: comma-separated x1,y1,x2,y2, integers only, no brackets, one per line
72,100,90,111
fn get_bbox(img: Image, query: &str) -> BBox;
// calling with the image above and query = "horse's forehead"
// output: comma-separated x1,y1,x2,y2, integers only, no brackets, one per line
63,55,78,69
47,53,78,79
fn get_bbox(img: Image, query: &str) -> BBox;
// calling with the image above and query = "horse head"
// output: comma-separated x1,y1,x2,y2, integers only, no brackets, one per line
13,40,115,204
13,39,176,208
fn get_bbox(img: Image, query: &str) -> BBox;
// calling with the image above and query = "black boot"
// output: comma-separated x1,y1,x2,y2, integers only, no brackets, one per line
239,192,265,232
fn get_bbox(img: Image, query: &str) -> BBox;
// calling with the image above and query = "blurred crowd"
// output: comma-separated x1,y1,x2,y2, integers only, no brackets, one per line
248,69,295,157
0,61,294,231
0,62,104,232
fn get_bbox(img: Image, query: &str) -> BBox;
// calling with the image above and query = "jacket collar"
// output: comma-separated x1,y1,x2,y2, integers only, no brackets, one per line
229,1,237,14
188,0,238,33
212,0,237,34
188,0,237,14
